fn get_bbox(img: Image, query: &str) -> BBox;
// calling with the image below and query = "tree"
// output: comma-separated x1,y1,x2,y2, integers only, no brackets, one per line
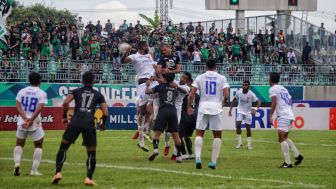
7,1,77,27
138,9,160,29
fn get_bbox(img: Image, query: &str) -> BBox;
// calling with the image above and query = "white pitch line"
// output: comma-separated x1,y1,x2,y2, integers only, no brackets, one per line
0,157,326,189
221,138,336,147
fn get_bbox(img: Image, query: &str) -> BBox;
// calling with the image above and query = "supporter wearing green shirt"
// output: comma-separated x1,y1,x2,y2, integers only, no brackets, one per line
41,41,51,59
31,23,40,40
216,42,225,63
90,39,100,57
166,21,175,34
81,32,89,47
200,45,209,62
232,40,241,62
51,35,61,57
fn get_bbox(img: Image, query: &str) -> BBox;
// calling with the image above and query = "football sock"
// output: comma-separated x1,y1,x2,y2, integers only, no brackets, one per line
280,141,291,164
211,138,221,164
86,151,96,179
185,137,193,155
55,143,70,173
247,137,252,146
286,138,300,157
139,116,145,146
195,136,203,161
180,139,187,155
164,132,171,147
13,146,23,167
32,148,42,172
175,144,182,157
237,134,242,144
173,147,177,156
153,139,159,153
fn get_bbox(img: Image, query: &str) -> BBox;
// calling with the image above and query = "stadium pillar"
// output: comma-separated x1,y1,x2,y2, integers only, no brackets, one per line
276,10,290,35
235,10,245,33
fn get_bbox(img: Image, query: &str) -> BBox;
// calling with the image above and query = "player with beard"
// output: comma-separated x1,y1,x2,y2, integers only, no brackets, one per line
156,43,182,156
145,73,183,163
121,41,156,151
229,81,261,150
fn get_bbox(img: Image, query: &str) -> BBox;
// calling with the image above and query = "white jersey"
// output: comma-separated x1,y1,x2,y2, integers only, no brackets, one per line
128,52,156,80
235,89,258,115
174,80,190,110
193,71,229,115
269,84,295,120
16,86,48,131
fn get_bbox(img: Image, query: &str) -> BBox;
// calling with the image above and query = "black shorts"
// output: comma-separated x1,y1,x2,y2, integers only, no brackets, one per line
63,115,97,146
154,107,178,133
179,120,196,137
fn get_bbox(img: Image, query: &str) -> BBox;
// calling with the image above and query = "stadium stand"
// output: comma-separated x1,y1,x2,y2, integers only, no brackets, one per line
0,14,335,85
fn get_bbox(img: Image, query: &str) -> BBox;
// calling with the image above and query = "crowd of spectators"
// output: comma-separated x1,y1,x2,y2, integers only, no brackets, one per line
1,16,321,64
0,15,335,83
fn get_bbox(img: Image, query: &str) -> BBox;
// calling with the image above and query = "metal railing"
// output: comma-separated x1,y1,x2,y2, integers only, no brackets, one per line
176,14,336,64
1,60,335,86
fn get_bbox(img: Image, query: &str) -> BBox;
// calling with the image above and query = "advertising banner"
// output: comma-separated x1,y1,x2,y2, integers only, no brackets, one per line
0,106,332,131
0,107,65,131
0,83,304,107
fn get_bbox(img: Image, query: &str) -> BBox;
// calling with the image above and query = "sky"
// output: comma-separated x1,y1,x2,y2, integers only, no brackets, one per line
16,0,336,32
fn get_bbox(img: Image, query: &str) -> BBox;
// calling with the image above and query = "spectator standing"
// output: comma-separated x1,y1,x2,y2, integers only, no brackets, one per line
96,20,102,35
77,17,85,43
59,17,67,33
105,19,113,34
302,42,311,64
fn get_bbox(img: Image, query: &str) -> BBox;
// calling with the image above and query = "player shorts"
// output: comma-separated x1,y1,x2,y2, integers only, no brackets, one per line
236,113,252,125
196,111,225,131
154,107,178,133
63,114,97,146
16,125,45,142
136,83,150,107
277,117,294,133
179,121,196,137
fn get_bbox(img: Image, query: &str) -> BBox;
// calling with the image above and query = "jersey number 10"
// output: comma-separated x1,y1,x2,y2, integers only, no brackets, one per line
206,81,216,95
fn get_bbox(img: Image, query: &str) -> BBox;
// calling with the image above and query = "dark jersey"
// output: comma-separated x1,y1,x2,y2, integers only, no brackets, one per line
158,54,180,70
181,93,200,123
152,83,178,109
71,86,106,117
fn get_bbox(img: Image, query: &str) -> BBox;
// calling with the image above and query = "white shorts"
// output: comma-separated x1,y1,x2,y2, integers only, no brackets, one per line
136,83,150,107
196,112,225,131
277,117,293,133
236,113,252,125
16,126,45,142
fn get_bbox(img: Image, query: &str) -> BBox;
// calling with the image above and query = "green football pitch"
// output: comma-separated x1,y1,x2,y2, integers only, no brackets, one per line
0,130,335,189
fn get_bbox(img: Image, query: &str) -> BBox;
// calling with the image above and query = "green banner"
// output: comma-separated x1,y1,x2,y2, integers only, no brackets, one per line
0,82,304,107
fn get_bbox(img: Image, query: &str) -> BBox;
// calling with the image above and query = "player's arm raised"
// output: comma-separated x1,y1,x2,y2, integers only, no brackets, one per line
62,94,74,124
120,47,133,63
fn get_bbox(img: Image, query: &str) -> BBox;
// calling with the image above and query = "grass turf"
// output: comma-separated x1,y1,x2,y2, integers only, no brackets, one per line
0,130,335,189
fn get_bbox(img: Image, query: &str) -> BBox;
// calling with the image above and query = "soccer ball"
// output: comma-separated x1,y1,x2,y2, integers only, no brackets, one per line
118,43,131,54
